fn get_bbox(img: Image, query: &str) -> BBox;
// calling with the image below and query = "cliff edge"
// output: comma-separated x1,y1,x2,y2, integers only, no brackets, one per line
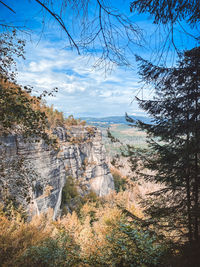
0,126,114,219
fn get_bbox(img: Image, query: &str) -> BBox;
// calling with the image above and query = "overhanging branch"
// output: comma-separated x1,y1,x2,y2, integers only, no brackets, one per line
34,0,80,54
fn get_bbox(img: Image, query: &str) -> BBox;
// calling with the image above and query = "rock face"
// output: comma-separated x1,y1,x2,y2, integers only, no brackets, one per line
0,126,114,219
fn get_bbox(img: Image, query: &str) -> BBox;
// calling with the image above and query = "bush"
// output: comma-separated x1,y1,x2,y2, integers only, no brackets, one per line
19,234,81,267
0,210,54,266
105,222,169,267
65,115,86,126
112,171,127,192
61,176,99,216
61,176,79,208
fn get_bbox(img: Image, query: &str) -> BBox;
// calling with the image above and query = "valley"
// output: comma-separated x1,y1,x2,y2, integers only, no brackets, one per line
82,115,149,156
1,1,199,264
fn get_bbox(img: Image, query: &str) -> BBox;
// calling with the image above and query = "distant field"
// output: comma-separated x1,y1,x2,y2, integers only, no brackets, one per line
99,124,148,156
83,116,149,156
109,124,146,144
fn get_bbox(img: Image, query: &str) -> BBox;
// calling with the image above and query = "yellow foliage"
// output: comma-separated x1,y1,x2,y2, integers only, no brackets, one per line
0,209,54,266
0,190,146,267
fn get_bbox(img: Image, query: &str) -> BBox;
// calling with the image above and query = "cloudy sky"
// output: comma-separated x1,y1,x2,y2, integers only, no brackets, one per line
17,39,149,117
1,0,198,118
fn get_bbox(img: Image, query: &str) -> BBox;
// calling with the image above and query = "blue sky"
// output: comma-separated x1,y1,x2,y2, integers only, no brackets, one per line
1,0,199,118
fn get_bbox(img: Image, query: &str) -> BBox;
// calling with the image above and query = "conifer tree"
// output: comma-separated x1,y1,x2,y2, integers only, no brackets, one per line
133,47,200,244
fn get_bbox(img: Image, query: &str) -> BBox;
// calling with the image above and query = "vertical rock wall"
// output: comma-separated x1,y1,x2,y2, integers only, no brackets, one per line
0,126,114,219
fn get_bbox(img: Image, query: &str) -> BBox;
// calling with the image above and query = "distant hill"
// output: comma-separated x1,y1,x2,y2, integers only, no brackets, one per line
81,115,152,127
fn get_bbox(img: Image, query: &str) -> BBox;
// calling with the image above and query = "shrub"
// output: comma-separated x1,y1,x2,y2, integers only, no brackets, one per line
65,115,86,127
61,176,99,216
0,209,54,266
61,176,79,208
19,234,81,267
105,222,169,267
112,171,127,192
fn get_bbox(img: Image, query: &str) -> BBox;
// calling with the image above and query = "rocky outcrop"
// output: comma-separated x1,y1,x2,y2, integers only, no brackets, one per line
0,126,114,219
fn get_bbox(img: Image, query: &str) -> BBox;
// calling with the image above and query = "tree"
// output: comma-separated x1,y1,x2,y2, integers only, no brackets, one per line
0,30,25,82
0,30,62,143
130,0,200,58
130,0,200,26
128,47,200,249
0,32,46,138
1,0,199,70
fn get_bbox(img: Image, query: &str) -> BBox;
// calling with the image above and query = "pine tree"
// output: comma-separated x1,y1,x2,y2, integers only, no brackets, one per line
133,47,200,245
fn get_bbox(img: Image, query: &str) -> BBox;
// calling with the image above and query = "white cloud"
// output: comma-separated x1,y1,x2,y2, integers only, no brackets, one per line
16,38,152,117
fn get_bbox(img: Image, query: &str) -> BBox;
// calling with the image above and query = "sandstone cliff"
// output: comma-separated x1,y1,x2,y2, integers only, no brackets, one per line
0,126,114,219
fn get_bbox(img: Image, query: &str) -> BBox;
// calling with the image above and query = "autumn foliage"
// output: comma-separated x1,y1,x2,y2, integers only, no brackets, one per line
0,191,169,267
0,79,86,142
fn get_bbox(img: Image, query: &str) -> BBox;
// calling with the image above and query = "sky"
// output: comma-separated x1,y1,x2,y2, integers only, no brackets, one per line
1,0,199,118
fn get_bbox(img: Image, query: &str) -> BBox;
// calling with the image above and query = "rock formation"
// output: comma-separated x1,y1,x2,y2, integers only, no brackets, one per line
0,126,114,219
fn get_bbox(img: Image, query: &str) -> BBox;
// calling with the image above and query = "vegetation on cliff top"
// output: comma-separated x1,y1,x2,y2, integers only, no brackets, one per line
0,31,86,144
0,79,86,135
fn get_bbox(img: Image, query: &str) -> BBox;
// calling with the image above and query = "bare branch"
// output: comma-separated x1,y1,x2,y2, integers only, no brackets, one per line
0,0,16,14
34,0,80,54
1,0,143,71
33,0,142,70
